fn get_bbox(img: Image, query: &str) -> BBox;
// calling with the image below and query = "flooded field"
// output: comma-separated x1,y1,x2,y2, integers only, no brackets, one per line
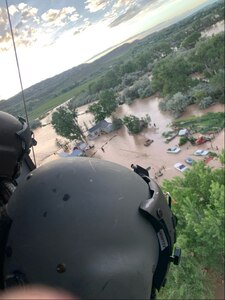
33,96,224,185
201,20,224,38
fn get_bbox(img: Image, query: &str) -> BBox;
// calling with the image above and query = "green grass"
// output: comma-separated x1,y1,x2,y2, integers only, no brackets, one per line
172,112,225,134
28,79,98,121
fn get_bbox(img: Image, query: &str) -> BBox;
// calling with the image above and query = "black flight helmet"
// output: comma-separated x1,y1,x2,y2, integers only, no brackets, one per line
4,158,180,299
0,111,35,180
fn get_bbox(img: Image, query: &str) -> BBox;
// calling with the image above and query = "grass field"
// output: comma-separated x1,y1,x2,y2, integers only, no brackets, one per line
28,79,97,120
172,112,225,133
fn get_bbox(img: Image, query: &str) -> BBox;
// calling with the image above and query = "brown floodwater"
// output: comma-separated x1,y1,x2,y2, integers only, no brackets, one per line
33,96,224,186
201,20,224,38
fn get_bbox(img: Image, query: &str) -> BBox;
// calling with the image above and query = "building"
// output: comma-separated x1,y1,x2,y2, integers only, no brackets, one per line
87,120,113,140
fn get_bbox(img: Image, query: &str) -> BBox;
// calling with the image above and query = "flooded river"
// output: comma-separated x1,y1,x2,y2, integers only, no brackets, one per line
33,96,224,184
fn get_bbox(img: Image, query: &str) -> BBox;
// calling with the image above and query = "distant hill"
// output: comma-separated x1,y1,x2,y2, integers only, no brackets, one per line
0,41,135,117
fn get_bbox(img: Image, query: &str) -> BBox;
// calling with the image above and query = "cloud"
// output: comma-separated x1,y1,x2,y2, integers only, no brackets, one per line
18,3,27,10
0,3,41,52
106,0,162,27
42,9,62,22
113,0,136,9
109,7,140,27
0,7,7,29
21,7,38,21
41,7,79,26
73,20,92,36
0,32,10,41
104,0,137,26
0,4,80,52
85,0,110,13
0,8,11,51
15,26,38,47
8,5,19,16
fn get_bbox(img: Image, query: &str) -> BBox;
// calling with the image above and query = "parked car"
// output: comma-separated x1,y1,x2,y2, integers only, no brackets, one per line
193,149,209,156
167,146,181,154
174,163,188,172
185,157,195,165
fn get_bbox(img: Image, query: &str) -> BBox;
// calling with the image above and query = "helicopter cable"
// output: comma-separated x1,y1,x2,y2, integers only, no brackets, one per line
5,0,37,167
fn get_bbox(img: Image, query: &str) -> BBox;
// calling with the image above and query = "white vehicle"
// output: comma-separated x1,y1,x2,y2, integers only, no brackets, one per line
167,146,181,154
174,163,188,172
193,149,209,156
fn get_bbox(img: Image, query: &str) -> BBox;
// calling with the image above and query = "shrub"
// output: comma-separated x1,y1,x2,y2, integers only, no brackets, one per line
179,136,188,146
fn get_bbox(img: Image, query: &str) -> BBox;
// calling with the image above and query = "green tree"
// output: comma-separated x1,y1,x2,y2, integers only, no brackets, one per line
179,136,188,146
102,70,121,89
51,107,85,141
159,161,225,299
122,76,153,104
120,61,137,75
123,114,150,134
190,33,224,76
209,69,225,102
88,102,105,122
88,80,103,94
181,31,201,49
159,92,191,117
89,90,118,122
152,56,193,97
219,149,225,165
151,41,172,58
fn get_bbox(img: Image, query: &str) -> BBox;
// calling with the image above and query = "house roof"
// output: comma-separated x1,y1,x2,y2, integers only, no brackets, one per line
88,120,111,133
76,141,88,150
70,149,83,157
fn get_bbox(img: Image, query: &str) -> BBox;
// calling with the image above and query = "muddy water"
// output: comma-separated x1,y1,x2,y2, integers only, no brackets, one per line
33,96,224,186
201,20,224,38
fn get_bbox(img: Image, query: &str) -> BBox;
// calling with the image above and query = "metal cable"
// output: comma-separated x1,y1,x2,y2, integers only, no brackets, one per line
5,0,37,166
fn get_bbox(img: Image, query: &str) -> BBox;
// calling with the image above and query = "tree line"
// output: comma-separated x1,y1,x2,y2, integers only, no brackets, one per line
158,159,224,299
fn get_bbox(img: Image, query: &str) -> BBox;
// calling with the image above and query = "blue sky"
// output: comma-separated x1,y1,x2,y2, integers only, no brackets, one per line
0,0,217,99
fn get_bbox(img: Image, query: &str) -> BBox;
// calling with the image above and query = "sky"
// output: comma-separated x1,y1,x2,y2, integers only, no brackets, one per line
0,0,217,100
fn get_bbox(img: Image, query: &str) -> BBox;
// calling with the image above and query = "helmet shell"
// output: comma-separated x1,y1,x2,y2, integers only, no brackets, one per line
5,158,159,299
0,112,30,179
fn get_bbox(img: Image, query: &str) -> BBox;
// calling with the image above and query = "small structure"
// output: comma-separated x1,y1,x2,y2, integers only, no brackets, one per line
76,141,89,151
178,129,188,136
58,149,85,158
88,120,113,140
